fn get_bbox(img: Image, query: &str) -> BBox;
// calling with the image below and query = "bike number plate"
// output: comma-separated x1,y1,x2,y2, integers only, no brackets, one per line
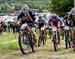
41,27,45,30
52,27,57,31
64,26,69,30
49,26,52,29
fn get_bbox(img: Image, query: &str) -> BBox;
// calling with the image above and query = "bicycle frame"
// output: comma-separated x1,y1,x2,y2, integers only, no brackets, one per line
18,23,36,54
52,27,58,51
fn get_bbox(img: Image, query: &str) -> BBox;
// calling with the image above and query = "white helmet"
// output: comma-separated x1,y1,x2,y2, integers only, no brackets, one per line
21,4,29,11
51,14,57,16
70,7,75,16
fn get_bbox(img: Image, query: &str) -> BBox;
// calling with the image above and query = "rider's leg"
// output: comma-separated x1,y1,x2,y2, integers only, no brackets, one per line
31,27,37,45
42,30,46,45
45,29,47,43
38,29,42,46
71,28,75,50
71,29,75,40
68,30,71,48
62,28,64,40
49,29,52,39
57,29,61,44
30,40,35,52
31,27,36,37
65,30,69,49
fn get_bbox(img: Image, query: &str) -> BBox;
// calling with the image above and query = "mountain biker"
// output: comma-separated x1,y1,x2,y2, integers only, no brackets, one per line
48,14,64,44
64,12,72,49
70,7,75,51
17,4,36,52
38,15,47,46
38,16,46,32
17,4,36,37
64,13,72,28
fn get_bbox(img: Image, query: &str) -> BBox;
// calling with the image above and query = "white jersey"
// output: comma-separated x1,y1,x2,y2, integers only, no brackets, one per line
70,8,75,16
21,23,28,29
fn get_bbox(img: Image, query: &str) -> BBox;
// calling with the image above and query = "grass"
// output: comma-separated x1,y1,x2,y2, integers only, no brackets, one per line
0,30,75,59
0,30,40,54
0,32,18,42
0,32,19,54
0,43,19,54
0,30,39,55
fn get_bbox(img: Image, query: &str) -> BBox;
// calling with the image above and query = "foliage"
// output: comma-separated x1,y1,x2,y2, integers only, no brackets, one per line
50,0,73,15
0,0,50,13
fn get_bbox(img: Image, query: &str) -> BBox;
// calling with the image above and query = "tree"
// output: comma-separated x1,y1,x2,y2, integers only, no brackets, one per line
50,0,73,16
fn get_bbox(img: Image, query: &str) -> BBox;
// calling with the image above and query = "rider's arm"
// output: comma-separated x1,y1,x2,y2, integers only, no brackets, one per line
26,10,33,21
28,9,35,22
17,18,21,24
48,18,54,25
48,19,51,26
48,19,53,27
59,18,64,27
17,12,24,24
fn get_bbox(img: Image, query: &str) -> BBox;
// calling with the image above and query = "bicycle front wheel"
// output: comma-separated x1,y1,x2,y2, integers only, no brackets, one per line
53,31,58,52
18,32,30,55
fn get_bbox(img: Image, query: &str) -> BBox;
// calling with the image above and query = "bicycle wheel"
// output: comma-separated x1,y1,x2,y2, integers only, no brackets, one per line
38,31,45,46
38,35,42,46
53,41,58,51
18,32,30,54
53,32,58,52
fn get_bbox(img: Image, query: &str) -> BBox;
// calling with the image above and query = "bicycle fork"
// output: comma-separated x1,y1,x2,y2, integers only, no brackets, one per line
53,31,58,43
53,31,58,51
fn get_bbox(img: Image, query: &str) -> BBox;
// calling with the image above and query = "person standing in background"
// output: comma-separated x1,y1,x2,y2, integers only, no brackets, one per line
7,21,11,32
12,19,17,34
0,23,3,35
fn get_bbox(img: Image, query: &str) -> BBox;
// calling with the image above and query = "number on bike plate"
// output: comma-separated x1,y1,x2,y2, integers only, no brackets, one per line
64,26,69,30
49,26,52,29
52,27,57,31
21,23,27,29
41,27,45,30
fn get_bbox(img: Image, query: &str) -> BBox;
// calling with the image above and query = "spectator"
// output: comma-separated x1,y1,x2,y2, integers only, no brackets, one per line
0,23,3,35
12,20,17,33
7,21,11,32
2,22,7,32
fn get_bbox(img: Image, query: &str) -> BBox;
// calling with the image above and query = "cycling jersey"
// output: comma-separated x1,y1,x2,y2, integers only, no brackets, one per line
72,20,75,26
17,9,35,24
70,8,75,26
49,17,62,28
65,20,71,26
70,8,75,16
38,18,46,24
38,17,46,29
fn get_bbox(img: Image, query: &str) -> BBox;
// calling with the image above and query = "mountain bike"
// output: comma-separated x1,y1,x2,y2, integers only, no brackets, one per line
52,27,58,51
18,23,36,54
64,26,71,49
38,26,47,47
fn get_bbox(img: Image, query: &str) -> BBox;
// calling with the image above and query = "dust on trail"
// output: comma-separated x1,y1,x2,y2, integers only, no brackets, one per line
0,40,75,59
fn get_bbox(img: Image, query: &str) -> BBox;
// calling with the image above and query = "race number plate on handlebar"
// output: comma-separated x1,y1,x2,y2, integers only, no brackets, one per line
64,26,69,30
21,23,28,30
49,26,52,29
52,27,57,31
41,26,45,30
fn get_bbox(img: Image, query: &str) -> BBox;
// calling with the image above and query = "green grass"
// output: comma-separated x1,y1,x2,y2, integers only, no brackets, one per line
0,32,18,42
0,32,19,54
0,42,19,54
0,30,75,59
0,30,40,54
